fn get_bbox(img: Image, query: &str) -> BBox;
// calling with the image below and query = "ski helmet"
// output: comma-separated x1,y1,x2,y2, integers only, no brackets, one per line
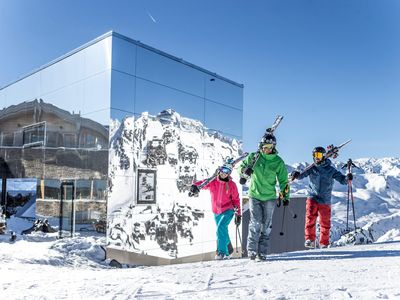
312,146,326,163
219,157,234,174
259,134,276,148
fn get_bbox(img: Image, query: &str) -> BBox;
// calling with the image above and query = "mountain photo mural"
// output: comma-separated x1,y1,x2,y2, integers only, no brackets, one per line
107,109,243,259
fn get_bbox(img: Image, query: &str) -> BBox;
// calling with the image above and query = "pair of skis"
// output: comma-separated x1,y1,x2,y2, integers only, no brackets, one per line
292,139,352,180
188,152,249,197
239,115,284,185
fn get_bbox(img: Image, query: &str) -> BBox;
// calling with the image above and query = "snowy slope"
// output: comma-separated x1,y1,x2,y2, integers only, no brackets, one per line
1,227,400,299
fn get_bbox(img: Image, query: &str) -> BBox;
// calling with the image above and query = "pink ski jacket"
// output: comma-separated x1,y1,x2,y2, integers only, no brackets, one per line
195,177,241,215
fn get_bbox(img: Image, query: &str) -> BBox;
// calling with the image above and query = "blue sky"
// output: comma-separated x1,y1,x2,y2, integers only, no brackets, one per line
0,0,399,164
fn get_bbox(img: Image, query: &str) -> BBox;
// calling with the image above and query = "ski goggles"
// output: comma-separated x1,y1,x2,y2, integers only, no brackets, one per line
219,166,232,174
261,143,275,150
313,152,324,159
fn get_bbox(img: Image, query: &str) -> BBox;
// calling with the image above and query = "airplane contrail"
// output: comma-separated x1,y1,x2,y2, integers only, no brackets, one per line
147,11,157,23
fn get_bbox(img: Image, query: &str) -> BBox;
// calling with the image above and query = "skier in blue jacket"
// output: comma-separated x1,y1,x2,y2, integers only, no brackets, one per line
291,146,352,248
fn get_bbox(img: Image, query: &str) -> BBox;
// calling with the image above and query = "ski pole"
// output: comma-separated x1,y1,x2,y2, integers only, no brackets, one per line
342,158,358,231
279,206,286,236
346,182,350,232
235,224,238,254
236,225,243,255
349,174,357,231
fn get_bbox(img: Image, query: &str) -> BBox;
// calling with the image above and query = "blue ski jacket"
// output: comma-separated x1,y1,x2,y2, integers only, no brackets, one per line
298,159,347,204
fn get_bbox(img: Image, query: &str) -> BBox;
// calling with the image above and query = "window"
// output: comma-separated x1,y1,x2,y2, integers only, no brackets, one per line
23,122,46,147
137,169,157,205
63,134,76,148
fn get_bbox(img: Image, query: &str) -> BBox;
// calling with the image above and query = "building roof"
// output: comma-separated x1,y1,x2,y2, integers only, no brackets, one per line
0,99,108,137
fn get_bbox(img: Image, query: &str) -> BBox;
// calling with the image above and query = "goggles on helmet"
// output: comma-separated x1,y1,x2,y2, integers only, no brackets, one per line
261,143,275,150
219,166,232,174
313,152,324,159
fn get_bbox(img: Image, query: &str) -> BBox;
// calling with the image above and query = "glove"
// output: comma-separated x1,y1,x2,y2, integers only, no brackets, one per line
234,214,242,226
282,199,289,206
291,171,300,181
242,167,253,177
189,184,200,196
346,173,353,181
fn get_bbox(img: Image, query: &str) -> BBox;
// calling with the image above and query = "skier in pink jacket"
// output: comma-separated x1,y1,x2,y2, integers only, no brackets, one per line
190,162,241,260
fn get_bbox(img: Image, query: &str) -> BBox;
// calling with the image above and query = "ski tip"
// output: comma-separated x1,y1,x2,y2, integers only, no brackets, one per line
340,139,352,147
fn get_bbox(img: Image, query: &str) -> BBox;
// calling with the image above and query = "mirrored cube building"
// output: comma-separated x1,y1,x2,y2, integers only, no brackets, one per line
0,31,244,265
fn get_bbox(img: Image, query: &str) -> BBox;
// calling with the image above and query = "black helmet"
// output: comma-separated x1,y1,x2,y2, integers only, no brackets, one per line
312,146,326,163
260,134,276,146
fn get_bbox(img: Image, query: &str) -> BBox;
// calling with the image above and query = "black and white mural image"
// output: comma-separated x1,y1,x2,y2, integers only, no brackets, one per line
137,169,156,204
107,109,242,259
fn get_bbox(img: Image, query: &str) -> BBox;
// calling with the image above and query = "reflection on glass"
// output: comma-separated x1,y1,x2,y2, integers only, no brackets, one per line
82,71,111,123
42,81,85,117
137,169,156,204
40,51,85,95
3,72,41,105
135,78,204,122
205,100,242,138
22,122,46,147
5,178,37,217
76,180,91,199
111,108,132,123
84,37,112,77
0,101,36,147
110,71,135,113
0,90,5,108
205,76,243,110
136,47,205,97
112,36,136,75
92,180,107,200
43,179,60,200
60,181,74,237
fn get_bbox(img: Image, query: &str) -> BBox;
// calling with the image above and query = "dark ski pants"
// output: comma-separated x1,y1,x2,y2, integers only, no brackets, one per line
247,198,275,256
305,198,331,246
214,209,234,256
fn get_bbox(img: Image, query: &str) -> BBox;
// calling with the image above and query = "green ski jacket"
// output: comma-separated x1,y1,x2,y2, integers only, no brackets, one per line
240,151,289,201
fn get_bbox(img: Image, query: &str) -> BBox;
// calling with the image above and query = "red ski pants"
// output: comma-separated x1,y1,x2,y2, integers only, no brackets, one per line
305,198,331,246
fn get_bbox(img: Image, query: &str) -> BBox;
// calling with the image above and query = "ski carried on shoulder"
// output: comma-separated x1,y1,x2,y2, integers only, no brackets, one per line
188,152,249,197
239,115,284,185
295,139,352,179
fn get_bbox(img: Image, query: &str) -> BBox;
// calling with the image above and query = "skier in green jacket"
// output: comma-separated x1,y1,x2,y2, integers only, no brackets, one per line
240,133,289,261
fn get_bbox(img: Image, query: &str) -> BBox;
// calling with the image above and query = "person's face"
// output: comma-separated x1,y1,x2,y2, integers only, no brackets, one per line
219,172,229,179
261,143,274,154
313,152,324,164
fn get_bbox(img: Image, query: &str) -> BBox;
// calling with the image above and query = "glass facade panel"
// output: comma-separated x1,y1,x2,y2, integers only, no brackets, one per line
205,100,243,138
0,90,5,108
135,78,204,122
42,81,85,118
84,37,112,76
82,71,111,124
40,50,85,95
110,71,135,113
4,72,41,105
205,76,243,110
136,47,205,97
112,36,136,75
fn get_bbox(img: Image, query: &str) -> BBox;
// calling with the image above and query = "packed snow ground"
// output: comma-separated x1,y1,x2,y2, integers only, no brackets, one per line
1,157,400,299
1,228,400,299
